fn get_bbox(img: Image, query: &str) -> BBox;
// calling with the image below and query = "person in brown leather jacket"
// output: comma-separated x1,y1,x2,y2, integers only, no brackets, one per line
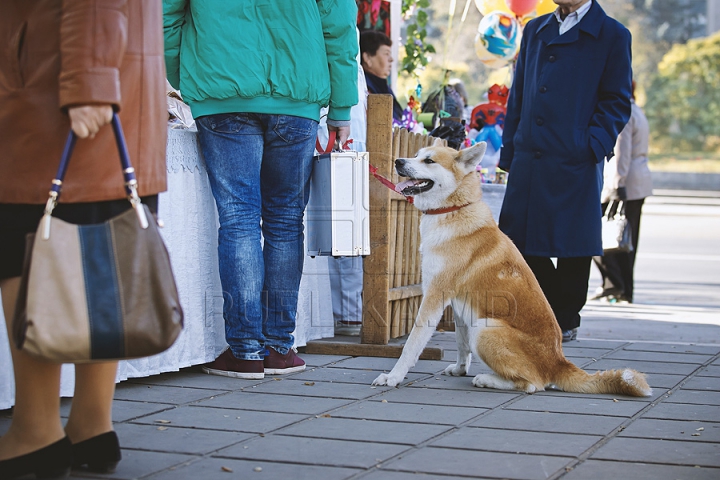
0,2,167,478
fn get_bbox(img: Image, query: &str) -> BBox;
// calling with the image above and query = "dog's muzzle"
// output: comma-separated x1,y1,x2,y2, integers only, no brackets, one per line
394,159,434,196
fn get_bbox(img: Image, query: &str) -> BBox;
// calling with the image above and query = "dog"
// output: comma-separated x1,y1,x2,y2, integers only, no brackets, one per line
372,140,652,397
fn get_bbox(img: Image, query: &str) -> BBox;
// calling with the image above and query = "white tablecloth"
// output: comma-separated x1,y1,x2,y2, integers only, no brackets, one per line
0,128,333,409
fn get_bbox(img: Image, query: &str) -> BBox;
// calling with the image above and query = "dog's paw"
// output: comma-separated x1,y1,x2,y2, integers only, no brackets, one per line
471,373,493,389
443,364,467,376
372,372,401,387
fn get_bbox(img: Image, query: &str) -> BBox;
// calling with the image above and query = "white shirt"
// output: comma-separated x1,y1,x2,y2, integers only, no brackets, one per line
554,0,592,35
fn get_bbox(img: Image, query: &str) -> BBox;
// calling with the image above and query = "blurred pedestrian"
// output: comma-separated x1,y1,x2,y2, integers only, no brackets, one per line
360,30,404,122
329,29,368,337
0,1,167,477
593,81,653,303
448,78,473,125
164,0,358,378
498,0,633,342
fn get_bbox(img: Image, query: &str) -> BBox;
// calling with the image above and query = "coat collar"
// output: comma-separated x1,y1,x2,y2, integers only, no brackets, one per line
535,1,606,45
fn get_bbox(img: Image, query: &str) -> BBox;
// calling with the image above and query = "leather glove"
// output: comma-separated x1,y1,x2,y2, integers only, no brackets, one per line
616,186,627,201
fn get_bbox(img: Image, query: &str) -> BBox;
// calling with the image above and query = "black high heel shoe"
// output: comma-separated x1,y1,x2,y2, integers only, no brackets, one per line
0,436,72,480
71,431,121,473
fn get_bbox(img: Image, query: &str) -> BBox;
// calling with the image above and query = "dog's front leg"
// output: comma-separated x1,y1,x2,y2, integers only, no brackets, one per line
443,321,472,376
373,295,446,387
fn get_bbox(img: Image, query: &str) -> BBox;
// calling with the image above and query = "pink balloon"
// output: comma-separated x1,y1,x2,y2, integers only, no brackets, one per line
506,0,538,16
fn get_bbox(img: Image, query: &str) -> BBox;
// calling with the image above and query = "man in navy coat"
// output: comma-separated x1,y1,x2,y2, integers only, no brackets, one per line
498,0,632,342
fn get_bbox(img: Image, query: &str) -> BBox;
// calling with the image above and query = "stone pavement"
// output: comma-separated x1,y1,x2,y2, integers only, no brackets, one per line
2,192,718,479
2,333,717,480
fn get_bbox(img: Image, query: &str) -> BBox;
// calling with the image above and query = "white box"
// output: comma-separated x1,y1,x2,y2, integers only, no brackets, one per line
306,151,370,257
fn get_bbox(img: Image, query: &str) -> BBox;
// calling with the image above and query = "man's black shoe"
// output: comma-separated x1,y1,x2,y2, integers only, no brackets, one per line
561,328,578,343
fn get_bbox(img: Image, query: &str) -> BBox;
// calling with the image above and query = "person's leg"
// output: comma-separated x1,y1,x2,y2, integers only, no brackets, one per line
259,114,318,354
196,114,267,361
328,256,345,324
593,202,625,297
522,255,558,310
329,256,364,334
596,251,626,295
0,278,64,460
64,362,117,443
622,198,645,302
554,256,593,331
338,256,364,322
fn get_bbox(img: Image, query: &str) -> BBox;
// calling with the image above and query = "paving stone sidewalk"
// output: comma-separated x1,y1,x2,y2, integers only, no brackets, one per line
3,334,718,480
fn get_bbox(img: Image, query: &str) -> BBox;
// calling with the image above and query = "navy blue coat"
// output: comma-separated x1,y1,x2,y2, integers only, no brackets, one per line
498,1,632,257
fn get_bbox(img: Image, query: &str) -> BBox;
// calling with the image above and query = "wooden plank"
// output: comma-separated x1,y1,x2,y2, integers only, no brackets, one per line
439,306,455,332
390,199,405,338
388,283,422,301
304,337,443,360
394,199,405,290
392,127,402,184
402,197,414,336
388,198,400,281
394,128,408,184
362,94,394,345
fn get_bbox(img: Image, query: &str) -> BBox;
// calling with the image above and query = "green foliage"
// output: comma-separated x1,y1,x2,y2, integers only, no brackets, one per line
645,32,720,153
400,0,436,78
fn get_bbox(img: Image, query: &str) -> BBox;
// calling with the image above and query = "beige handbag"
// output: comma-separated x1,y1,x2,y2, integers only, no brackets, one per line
13,115,183,362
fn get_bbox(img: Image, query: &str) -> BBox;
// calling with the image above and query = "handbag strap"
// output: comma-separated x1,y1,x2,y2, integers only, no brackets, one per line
605,200,626,220
41,113,149,239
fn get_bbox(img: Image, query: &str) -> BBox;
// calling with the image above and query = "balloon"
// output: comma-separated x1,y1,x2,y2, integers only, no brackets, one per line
506,0,538,16
535,0,556,15
474,0,512,16
474,12,521,68
475,125,503,150
518,12,536,26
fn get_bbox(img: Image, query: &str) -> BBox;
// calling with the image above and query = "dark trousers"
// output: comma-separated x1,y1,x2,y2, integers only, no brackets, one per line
593,199,645,301
523,255,592,331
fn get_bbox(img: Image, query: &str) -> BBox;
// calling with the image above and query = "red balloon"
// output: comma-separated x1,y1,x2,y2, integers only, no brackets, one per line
506,0,538,16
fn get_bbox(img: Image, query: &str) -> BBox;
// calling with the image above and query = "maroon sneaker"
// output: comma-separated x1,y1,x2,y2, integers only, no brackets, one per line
202,349,264,379
264,347,306,375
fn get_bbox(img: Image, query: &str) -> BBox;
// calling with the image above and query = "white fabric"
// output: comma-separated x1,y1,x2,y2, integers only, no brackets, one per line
318,28,367,153
554,0,592,35
0,127,333,409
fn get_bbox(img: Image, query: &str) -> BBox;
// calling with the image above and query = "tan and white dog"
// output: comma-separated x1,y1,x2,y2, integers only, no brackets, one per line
372,140,652,397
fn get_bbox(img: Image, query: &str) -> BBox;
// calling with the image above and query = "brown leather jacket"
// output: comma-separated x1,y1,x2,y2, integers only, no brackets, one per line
0,0,167,204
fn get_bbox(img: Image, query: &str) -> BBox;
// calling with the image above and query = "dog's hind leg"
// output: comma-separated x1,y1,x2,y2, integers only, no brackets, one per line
443,323,472,377
373,294,446,387
472,373,537,393
473,328,544,393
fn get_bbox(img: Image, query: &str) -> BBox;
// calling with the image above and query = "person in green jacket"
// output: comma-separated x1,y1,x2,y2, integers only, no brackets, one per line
164,0,358,379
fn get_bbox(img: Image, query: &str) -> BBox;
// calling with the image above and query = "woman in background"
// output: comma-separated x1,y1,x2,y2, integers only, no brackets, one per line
593,82,653,304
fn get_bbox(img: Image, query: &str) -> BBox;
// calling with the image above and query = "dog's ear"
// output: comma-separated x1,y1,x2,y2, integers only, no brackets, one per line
432,137,444,147
456,141,487,172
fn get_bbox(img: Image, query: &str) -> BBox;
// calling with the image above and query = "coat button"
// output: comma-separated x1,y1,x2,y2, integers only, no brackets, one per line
548,55,556,62
534,151,542,159
536,118,544,126
539,86,547,93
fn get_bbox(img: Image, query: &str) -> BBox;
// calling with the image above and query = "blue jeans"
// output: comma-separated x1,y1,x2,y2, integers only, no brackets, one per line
197,113,318,360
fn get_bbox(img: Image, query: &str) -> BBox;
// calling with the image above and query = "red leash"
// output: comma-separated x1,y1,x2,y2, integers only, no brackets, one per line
315,130,337,154
317,132,413,204
368,164,413,204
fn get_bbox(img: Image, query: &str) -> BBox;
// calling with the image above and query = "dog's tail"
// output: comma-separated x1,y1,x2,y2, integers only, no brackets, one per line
552,361,652,397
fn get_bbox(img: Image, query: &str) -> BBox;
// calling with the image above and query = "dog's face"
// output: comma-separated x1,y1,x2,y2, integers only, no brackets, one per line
394,140,487,207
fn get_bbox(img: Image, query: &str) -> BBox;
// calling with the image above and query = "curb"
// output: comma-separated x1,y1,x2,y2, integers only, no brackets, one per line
651,171,720,191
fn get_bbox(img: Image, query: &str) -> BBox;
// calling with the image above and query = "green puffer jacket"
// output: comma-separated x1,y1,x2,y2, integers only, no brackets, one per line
164,0,358,122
